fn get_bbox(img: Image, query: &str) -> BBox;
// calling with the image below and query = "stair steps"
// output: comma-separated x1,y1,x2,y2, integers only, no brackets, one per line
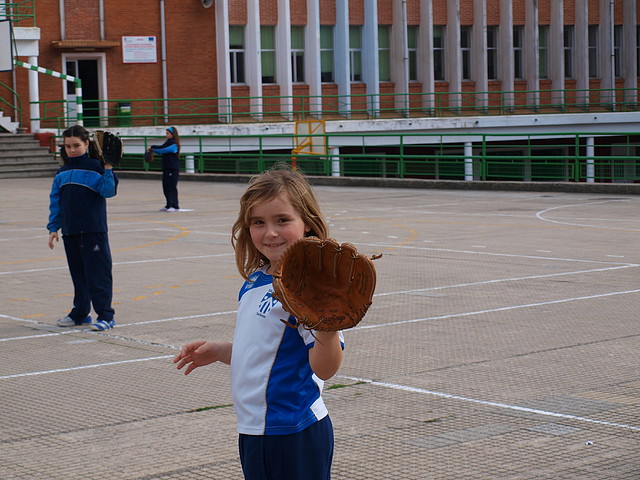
0,133,59,179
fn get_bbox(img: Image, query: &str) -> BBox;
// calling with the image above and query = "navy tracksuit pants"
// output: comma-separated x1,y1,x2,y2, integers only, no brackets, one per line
162,168,180,209
63,232,115,323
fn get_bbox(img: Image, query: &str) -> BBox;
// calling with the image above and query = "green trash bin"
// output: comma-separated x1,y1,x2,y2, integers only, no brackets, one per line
116,102,132,127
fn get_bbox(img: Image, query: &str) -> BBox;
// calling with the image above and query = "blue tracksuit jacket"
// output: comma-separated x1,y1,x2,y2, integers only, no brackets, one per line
47,153,118,235
150,138,180,170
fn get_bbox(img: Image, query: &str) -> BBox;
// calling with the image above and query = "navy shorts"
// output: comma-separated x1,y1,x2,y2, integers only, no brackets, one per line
238,415,334,480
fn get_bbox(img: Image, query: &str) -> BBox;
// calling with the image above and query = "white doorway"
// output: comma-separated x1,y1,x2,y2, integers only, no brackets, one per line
62,53,108,127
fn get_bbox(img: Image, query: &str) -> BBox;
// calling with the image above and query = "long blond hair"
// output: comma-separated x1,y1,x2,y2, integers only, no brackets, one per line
231,165,329,280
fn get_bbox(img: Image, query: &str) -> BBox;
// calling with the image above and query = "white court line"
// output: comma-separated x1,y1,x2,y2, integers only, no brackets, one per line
0,311,238,342
358,288,640,330
0,355,174,379
0,253,233,275
536,200,640,231
374,264,638,297
339,375,640,433
359,242,634,265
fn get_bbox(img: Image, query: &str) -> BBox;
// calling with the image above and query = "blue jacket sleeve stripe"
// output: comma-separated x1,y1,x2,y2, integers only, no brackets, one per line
47,176,62,232
151,143,178,155
56,169,117,198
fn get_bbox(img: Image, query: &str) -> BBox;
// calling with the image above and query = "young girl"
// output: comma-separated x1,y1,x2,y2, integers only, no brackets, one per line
47,125,118,331
148,126,181,211
174,166,343,480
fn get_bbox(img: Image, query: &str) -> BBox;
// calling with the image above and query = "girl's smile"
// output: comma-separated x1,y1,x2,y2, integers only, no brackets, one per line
249,193,310,270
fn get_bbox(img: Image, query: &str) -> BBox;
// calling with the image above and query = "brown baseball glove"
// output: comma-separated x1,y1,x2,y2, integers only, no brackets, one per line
272,237,381,331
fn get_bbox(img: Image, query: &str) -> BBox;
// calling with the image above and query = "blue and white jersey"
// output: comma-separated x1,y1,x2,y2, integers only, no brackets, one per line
231,268,344,436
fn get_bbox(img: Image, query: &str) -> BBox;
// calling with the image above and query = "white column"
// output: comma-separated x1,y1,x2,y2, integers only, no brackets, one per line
499,0,514,111
599,0,614,109
277,0,293,120
185,154,195,174
330,146,341,176
335,0,351,117
446,0,462,111
623,0,637,105
246,0,263,119
28,55,40,132
392,0,409,116
306,0,322,116
464,141,473,181
586,136,595,183
215,0,232,122
363,0,380,118
549,0,564,105
574,0,589,105
418,0,435,113
524,0,539,108
472,0,487,111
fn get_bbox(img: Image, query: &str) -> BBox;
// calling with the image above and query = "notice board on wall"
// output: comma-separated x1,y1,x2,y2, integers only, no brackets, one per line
122,36,157,64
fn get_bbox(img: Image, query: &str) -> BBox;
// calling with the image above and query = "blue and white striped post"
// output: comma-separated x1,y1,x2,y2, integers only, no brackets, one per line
14,60,83,126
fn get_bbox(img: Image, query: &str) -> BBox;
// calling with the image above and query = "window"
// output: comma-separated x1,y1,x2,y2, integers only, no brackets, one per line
229,26,245,84
433,25,445,80
487,26,498,80
588,25,598,78
378,26,391,81
349,26,362,82
513,26,523,79
320,25,334,83
291,26,305,83
407,26,418,81
539,25,549,79
564,25,574,79
614,25,622,77
460,26,471,80
261,26,276,84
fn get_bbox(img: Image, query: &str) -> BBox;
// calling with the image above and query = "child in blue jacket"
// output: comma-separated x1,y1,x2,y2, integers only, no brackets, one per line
47,125,118,331
148,126,181,211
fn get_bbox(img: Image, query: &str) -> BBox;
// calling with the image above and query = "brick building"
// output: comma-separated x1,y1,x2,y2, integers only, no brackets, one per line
3,0,639,131
2,1,640,183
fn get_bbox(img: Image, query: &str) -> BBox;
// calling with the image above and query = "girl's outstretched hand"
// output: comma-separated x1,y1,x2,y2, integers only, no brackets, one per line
173,340,232,375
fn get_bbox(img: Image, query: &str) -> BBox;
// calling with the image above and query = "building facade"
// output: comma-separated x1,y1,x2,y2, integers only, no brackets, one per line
2,0,640,132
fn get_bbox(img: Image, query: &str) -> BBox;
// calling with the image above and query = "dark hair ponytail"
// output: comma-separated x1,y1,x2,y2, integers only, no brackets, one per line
168,126,181,159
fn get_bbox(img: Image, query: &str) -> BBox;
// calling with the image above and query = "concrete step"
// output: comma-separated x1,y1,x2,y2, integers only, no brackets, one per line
0,157,59,167
0,133,60,178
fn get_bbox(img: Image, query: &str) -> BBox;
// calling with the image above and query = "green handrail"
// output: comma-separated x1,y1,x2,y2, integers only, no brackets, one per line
91,130,640,184
32,86,640,130
0,81,22,127
1,1,36,26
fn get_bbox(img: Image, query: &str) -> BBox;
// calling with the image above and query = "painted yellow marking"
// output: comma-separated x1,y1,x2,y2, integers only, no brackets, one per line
2,219,190,265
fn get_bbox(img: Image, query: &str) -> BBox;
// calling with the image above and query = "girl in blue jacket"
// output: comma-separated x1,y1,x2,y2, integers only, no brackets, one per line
149,126,181,211
47,125,118,331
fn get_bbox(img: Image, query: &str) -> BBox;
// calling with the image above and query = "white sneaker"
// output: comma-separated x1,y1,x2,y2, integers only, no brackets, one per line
57,315,92,327
166,207,178,212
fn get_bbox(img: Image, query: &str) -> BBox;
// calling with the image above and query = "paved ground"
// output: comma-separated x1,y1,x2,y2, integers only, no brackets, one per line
1,176,639,479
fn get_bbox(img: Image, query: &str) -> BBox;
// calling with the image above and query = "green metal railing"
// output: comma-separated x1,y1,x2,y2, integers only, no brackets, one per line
35,87,640,130
0,81,22,126
0,1,35,26
93,131,640,184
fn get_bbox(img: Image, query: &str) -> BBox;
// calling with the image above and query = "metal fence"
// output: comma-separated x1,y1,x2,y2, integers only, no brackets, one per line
105,131,640,183
33,87,640,130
